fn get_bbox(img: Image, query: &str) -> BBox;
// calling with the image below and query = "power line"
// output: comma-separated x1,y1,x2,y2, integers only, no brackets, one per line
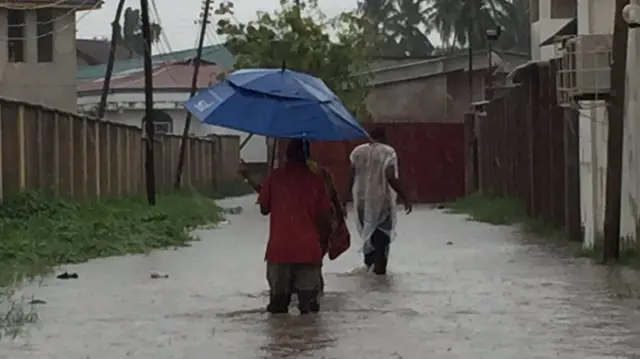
0,1,100,40
1,0,72,9
6,0,96,28
149,0,174,53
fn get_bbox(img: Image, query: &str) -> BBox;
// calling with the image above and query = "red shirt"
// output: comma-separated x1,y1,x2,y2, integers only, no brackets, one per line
258,163,332,264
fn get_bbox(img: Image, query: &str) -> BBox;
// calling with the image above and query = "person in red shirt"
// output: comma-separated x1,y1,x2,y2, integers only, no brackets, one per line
257,139,333,314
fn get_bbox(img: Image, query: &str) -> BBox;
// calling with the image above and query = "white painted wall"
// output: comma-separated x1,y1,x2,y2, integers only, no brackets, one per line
576,0,613,248
575,0,640,249
77,91,267,163
530,0,576,60
622,3,640,247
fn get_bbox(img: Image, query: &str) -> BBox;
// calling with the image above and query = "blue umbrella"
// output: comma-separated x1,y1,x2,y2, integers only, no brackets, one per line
184,69,369,140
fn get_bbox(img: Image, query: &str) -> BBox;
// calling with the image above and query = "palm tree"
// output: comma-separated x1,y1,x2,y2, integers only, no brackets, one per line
387,0,435,56
493,0,530,52
359,0,435,57
425,0,529,53
115,7,163,58
358,0,400,55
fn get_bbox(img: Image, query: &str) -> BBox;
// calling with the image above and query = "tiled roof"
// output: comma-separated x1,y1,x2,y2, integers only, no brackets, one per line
77,60,226,93
76,39,133,65
76,44,235,80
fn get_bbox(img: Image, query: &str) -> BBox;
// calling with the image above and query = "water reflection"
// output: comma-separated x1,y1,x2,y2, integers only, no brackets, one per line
2,196,640,358
260,315,334,358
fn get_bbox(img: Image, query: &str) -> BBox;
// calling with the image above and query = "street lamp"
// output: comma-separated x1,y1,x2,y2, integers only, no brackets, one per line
623,3,640,28
485,26,502,100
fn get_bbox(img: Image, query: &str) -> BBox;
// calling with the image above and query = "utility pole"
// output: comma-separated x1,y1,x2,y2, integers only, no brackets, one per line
140,0,157,205
467,0,475,106
175,0,212,188
97,0,126,119
602,0,630,262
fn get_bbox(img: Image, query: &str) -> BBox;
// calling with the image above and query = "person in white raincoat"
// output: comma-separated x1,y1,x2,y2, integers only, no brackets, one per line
343,127,412,275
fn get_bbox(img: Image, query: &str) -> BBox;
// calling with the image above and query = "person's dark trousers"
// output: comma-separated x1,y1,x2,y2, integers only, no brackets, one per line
363,229,391,275
266,262,321,314
358,206,392,275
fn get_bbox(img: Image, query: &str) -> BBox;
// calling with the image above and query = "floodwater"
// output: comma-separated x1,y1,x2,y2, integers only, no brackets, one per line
2,195,640,358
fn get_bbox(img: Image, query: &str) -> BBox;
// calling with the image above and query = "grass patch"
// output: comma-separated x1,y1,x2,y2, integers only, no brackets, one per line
0,287,38,340
0,190,223,286
576,243,640,268
448,193,562,237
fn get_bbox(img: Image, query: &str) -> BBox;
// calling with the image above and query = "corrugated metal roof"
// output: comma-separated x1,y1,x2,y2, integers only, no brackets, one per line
76,39,133,65
77,60,226,94
76,44,235,80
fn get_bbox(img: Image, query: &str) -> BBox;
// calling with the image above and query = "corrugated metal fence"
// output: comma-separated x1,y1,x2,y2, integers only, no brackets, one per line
467,61,581,241
278,123,466,203
0,97,239,200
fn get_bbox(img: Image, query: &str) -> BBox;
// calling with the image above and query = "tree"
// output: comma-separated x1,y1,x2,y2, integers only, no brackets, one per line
359,0,434,57
387,0,434,56
425,0,530,53
215,0,376,118
114,7,163,58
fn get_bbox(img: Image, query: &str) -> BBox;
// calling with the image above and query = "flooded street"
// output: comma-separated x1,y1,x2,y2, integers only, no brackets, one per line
3,195,640,358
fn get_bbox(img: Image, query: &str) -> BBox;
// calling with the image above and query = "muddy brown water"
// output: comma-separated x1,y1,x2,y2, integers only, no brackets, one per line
2,195,640,358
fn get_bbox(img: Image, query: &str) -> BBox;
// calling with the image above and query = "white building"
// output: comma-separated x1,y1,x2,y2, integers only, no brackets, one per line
77,59,267,164
0,0,100,112
532,0,640,248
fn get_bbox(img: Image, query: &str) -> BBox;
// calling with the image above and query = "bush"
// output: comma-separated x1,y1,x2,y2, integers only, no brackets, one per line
0,191,222,286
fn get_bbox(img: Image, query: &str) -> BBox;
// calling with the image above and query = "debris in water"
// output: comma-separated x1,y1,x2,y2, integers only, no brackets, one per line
150,271,169,279
56,272,78,280
221,206,243,215
219,220,230,225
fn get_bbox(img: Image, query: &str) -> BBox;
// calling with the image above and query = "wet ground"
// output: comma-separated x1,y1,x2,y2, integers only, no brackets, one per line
2,195,640,358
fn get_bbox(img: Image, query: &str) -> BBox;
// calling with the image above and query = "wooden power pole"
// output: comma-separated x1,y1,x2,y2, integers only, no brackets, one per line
140,0,157,205
97,0,126,119
174,0,212,188
467,0,475,106
602,0,630,261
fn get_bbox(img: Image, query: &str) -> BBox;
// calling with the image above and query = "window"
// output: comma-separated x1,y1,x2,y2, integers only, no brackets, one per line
154,122,172,134
7,10,26,62
37,9,54,62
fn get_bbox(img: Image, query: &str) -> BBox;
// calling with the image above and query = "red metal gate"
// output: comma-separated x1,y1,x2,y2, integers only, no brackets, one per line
277,123,465,203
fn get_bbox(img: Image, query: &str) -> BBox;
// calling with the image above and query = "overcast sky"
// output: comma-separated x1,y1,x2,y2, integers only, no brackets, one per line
76,0,360,52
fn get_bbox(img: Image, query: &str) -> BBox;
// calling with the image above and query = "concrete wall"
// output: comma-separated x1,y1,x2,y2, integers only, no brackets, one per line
574,0,640,249
531,0,577,61
576,0,613,248
0,8,78,112
77,91,267,163
365,53,517,123
622,1,640,248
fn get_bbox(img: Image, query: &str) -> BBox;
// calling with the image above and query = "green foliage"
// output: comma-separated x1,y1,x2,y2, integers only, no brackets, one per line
448,193,561,237
359,0,435,57
0,191,221,286
357,0,531,56
114,7,163,58
215,0,376,118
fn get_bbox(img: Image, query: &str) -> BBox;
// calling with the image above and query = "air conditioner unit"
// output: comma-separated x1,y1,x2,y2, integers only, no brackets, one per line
556,34,612,106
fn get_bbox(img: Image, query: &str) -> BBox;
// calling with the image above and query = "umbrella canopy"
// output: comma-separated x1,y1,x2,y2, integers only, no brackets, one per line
225,68,336,102
184,69,369,140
